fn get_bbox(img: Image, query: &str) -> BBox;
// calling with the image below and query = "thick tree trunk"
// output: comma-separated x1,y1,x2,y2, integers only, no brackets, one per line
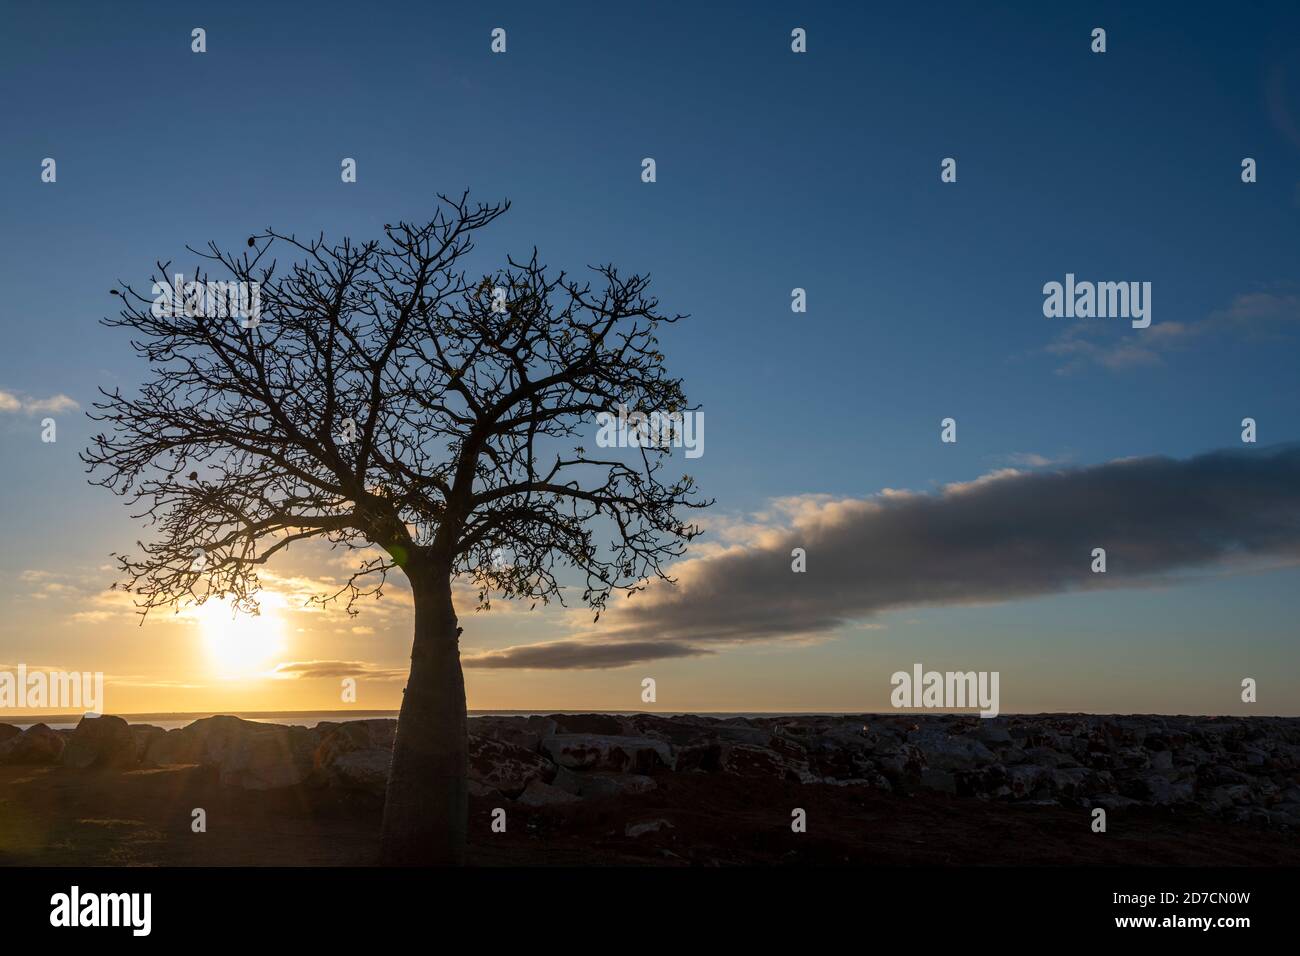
379,564,468,865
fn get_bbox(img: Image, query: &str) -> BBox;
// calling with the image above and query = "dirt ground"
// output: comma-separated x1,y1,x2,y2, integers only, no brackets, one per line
2,763,1297,867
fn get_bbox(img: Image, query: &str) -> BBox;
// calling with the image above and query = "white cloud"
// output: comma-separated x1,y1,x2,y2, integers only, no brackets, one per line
1045,290,1300,374
0,390,79,415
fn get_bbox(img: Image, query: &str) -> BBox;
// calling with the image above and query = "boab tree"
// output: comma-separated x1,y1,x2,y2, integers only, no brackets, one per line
83,193,707,865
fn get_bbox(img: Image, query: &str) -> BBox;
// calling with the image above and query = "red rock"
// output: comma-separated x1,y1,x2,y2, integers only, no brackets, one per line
542,734,672,772
517,779,581,806
60,715,138,770
0,723,65,765
469,735,553,797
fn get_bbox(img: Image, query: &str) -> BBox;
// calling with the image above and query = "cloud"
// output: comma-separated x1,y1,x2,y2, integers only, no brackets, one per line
1046,291,1300,373
477,445,1300,669
1003,452,1067,468
463,639,711,670
270,659,406,680
0,390,79,415
69,610,115,624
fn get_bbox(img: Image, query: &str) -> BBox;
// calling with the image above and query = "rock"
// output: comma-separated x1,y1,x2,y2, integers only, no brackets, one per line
1006,764,1046,797
313,720,395,778
217,724,316,790
674,741,723,773
146,715,259,765
467,780,502,799
469,735,555,798
1024,746,1069,768
0,723,65,764
1274,802,1300,826
1207,784,1253,810
912,732,996,771
708,723,775,747
875,743,926,782
517,779,581,806
972,723,1014,747
330,749,391,793
144,728,194,765
919,769,958,793
143,716,316,789
806,739,877,782
550,765,584,795
626,818,674,838
577,772,657,798
35,711,1295,827
542,734,673,773
1049,767,1097,799
130,725,166,764
719,742,794,779
60,715,138,770
545,713,629,736
625,713,716,746
466,715,556,751
1116,748,1152,771
1095,793,1142,809
1125,772,1194,806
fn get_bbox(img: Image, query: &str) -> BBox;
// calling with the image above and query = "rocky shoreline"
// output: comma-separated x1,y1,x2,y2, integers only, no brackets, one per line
3,711,1298,830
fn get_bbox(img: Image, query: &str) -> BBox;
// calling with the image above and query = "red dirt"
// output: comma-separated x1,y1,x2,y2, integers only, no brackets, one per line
2,763,1297,866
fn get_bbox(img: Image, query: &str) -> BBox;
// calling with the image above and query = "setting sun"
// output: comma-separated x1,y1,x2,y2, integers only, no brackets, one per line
197,598,286,678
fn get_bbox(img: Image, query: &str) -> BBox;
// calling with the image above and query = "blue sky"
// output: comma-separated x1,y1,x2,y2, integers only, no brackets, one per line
1,1,1298,714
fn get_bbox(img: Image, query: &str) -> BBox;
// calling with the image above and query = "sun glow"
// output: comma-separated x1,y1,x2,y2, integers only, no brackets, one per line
196,597,286,678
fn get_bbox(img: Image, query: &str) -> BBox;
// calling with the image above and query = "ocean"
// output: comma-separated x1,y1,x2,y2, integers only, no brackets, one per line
3,709,861,731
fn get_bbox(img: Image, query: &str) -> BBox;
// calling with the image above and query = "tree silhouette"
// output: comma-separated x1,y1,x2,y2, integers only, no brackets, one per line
82,193,708,864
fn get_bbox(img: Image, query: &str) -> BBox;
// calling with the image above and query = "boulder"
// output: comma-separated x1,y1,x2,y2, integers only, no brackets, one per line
144,716,316,789
0,723,65,764
542,734,673,773
625,818,673,838
468,780,502,799
60,715,138,770
972,723,1014,747
1005,764,1047,797
545,713,629,736
217,723,317,790
130,725,166,765
468,735,554,798
1120,771,1193,805
806,739,876,782
146,715,263,765
673,741,722,773
466,715,556,751
912,732,996,771
919,769,958,794
330,749,391,793
625,713,716,747
313,719,396,772
576,772,657,798
517,779,581,806
549,765,584,795
718,742,793,779
1049,767,1097,799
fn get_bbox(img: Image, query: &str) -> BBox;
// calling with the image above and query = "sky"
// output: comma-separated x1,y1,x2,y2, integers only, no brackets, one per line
1,1,1299,717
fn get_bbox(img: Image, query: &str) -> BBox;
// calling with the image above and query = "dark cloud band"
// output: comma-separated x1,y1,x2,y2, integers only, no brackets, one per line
470,445,1300,669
